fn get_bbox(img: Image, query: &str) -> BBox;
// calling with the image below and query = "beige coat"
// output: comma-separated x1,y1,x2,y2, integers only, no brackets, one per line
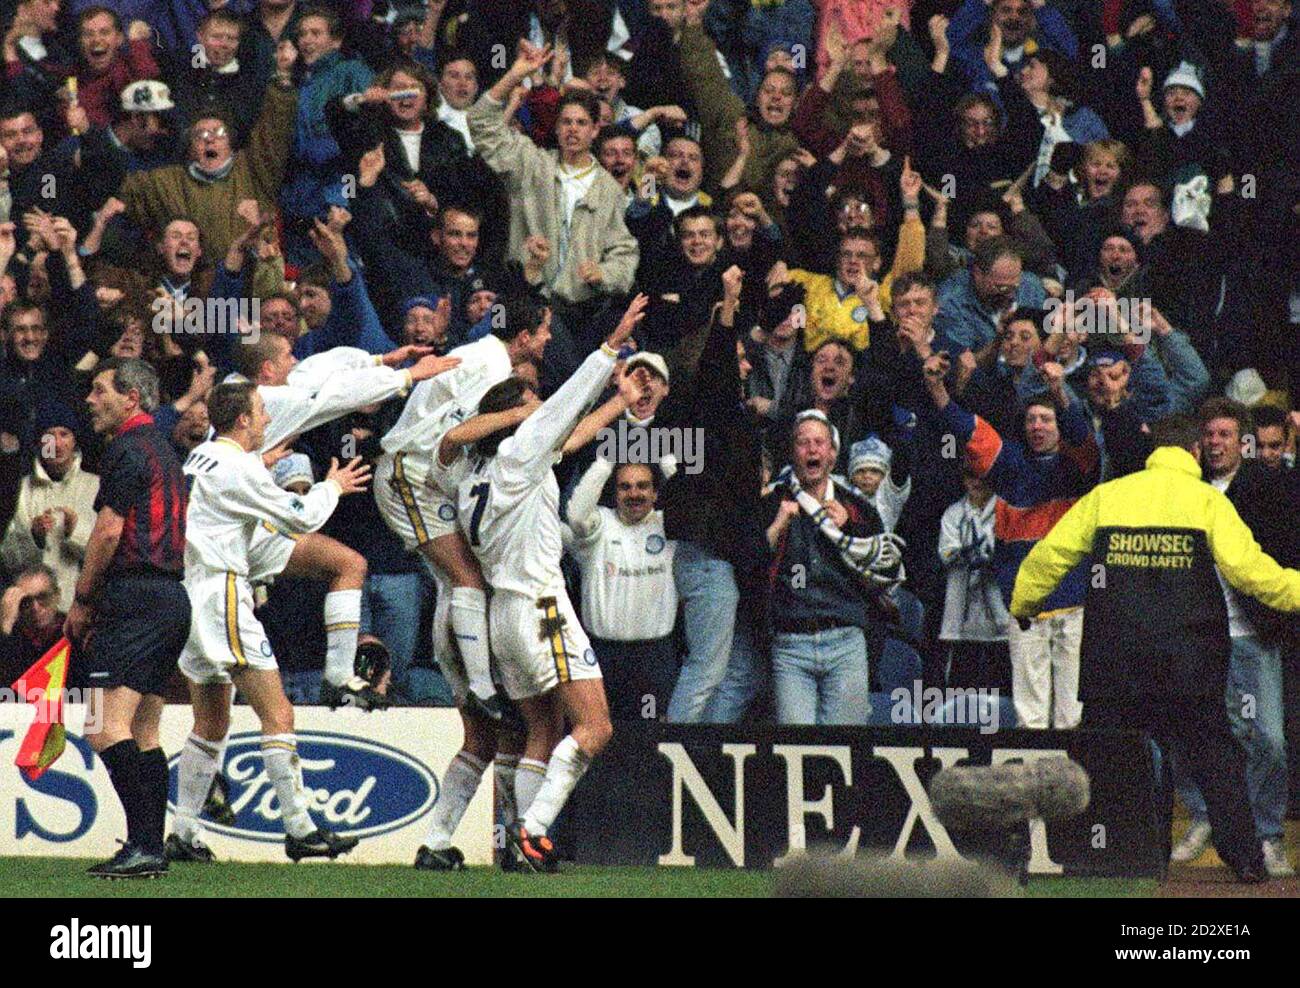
1,454,100,612
467,93,638,305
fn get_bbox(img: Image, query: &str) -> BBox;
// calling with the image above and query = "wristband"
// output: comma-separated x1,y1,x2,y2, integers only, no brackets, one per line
600,341,619,359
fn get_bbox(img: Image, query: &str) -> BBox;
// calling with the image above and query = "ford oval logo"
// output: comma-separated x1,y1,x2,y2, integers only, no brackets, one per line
168,731,439,842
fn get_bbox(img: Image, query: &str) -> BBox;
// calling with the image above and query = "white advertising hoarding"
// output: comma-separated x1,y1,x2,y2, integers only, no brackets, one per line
0,704,493,865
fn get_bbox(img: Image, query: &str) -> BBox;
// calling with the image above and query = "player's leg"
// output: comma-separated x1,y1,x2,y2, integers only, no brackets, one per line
416,707,496,870
516,678,611,869
276,532,385,709
424,530,500,711
169,680,232,861
234,666,359,860
494,727,526,846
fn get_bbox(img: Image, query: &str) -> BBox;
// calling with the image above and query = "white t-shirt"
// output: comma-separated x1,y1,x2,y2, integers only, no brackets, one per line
396,126,423,172
1211,470,1257,638
564,457,676,640
183,437,340,577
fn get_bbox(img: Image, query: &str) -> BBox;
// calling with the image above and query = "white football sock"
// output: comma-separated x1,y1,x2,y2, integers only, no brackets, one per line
261,734,315,839
522,736,590,837
450,586,494,699
494,754,519,830
174,732,224,843
323,590,362,685
515,758,548,821
424,750,487,851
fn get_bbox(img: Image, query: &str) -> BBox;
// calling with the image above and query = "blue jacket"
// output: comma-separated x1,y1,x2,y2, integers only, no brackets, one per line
948,0,1079,97
281,51,373,221
934,267,1047,354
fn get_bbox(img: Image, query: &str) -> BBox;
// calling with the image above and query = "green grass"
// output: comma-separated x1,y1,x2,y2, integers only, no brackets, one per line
0,858,1156,898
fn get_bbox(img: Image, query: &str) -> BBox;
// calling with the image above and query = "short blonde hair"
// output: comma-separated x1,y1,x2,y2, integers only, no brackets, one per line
1081,138,1132,175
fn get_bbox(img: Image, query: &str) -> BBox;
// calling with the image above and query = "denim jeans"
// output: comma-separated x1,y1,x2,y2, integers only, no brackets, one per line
1176,634,1287,842
359,572,424,703
666,541,739,723
703,616,766,723
772,625,871,725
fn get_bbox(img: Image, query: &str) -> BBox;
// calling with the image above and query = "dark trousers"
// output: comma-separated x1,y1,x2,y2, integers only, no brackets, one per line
1084,694,1263,875
590,634,680,722
944,640,1012,692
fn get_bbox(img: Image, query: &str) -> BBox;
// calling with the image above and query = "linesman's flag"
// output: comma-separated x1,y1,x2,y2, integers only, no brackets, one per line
10,637,72,781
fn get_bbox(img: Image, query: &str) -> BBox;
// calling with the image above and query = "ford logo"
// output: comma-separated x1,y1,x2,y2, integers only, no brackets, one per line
168,731,439,842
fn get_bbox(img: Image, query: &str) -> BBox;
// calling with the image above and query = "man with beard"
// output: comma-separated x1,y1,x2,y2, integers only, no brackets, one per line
72,80,174,212
935,236,1045,355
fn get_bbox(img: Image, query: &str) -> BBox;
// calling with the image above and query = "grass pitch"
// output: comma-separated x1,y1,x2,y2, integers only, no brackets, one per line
1,857,1154,897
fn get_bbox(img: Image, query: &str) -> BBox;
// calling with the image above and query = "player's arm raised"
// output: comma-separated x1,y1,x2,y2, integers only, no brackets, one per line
437,398,541,466
507,295,649,467
562,362,644,455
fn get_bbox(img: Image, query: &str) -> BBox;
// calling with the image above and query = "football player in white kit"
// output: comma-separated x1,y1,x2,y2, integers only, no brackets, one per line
168,380,374,862
410,345,648,873
165,334,459,863
375,294,551,723
457,294,648,872
231,332,460,710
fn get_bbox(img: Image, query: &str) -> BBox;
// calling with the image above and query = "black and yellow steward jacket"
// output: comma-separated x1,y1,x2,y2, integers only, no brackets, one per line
1010,446,1300,700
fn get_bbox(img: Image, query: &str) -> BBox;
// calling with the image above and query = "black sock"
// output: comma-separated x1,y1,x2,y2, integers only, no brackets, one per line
99,740,150,853
137,747,169,855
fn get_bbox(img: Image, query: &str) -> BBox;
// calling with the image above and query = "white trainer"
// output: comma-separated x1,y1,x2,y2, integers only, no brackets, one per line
1170,820,1212,863
1262,839,1295,878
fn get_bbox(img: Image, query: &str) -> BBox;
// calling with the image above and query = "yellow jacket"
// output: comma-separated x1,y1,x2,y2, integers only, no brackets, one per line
1011,446,1300,698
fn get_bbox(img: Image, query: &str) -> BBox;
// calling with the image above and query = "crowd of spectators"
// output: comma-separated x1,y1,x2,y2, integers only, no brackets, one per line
0,0,1297,817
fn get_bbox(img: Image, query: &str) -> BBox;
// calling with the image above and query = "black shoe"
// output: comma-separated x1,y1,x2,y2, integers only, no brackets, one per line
88,843,168,880
320,676,390,711
414,845,465,871
203,771,235,826
507,823,558,874
1234,860,1268,884
286,828,359,862
464,690,509,723
164,833,216,863
497,845,521,873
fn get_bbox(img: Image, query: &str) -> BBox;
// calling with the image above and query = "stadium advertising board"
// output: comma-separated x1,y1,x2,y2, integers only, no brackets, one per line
559,724,1162,877
0,705,493,865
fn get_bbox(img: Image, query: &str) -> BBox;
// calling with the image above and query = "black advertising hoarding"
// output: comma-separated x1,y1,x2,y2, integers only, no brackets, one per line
560,724,1162,877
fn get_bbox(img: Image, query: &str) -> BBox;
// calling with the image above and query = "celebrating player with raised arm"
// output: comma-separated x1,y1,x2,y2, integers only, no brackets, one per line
232,335,461,711
170,380,373,863
457,294,649,872
375,295,552,723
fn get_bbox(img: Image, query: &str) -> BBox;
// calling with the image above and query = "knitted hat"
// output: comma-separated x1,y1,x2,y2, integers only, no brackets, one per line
849,435,891,476
34,402,80,439
1225,368,1268,407
1163,61,1205,100
402,294,441,318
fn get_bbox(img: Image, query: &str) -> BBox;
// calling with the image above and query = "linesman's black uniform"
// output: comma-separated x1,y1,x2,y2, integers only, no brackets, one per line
1010,446,1300,879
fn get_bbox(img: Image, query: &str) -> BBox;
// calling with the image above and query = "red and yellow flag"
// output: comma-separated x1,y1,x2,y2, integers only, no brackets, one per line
11,637,71,781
